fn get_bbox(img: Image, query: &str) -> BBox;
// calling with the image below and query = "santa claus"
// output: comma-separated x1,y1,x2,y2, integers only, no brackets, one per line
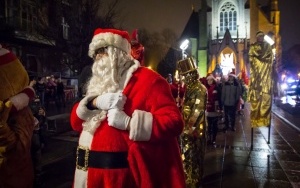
70,28,186,188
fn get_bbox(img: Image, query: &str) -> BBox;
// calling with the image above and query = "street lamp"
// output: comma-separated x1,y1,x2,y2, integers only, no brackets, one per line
180,39,189,59
264,35,274,46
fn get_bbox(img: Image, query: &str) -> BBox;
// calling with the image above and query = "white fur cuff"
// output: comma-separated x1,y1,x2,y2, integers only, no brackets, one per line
10,93,29,111
129,110,153,141
76,95,99,120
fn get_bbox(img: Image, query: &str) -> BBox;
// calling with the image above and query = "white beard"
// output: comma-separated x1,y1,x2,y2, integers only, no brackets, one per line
83,47,133,134
86,55,120,96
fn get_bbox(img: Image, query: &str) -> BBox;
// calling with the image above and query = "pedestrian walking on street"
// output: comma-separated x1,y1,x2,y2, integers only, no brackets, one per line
221,72,241,132
35,77,46,106
56,78,66,108
205,74,221,145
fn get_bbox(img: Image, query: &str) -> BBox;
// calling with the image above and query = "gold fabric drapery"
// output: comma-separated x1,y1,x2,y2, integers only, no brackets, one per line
248,41,273,127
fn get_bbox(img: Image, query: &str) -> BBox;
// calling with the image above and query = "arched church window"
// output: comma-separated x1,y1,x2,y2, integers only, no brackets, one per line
219,2,237,32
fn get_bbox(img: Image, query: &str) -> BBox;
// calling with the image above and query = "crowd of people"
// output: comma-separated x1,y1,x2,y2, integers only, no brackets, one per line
168,70,248,146
23,74,70,187
31,75,67,109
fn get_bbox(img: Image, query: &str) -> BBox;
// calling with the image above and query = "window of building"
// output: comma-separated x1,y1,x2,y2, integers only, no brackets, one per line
62,17,69,40
21,0,38,33
219,2,237,32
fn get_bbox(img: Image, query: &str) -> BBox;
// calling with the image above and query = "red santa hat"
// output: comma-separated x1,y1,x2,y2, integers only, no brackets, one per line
206,74,217,82
228,72,237,78
88,28,131,58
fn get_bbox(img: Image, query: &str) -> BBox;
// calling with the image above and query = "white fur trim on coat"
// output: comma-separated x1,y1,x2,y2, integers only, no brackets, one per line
76,94,100,121
129,110,153,141
207,75,216,82
89,32,131,58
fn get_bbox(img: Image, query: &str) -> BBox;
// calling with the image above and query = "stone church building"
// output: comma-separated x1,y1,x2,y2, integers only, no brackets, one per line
180,0,281,80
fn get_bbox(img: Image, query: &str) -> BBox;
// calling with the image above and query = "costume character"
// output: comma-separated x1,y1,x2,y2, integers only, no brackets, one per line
70,28,186,188
0,45,36,188
130,29,145,66
177,58,207,187
248,31,274,127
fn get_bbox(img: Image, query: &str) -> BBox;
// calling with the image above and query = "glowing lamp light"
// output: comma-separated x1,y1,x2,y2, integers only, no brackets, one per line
264,35,274,45
180,39,189,51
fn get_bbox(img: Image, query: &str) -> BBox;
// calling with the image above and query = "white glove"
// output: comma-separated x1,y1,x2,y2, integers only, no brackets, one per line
95,93,126,110
107,109,131,130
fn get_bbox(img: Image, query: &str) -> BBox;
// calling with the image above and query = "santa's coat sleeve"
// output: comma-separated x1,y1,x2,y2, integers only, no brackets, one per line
70,102,84,133
126,75,184,142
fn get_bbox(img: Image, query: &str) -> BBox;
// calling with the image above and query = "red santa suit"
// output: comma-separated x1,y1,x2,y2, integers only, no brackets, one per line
70,28,186,188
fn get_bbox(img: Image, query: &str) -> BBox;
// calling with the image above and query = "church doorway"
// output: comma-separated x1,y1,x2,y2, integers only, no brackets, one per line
219,47,237,75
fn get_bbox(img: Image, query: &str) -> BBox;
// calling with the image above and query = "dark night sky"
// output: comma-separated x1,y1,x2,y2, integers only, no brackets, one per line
116,0,200,36
114,0,300,52
278,0,300,51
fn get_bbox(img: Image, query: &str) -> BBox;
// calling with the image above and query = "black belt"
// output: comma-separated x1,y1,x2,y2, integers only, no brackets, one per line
76,146,129,171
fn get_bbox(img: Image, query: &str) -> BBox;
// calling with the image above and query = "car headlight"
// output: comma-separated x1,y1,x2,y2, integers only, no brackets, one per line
287,78,296,83
281,83,288,90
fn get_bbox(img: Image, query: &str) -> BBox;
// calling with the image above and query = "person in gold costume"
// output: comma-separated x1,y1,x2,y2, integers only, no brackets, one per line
248,31,274,127
177,57,207,188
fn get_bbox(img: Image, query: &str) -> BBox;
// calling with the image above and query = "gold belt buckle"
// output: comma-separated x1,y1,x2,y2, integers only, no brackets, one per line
76,145,89,171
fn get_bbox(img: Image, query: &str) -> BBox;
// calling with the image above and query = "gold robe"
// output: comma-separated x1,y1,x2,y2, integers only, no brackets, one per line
180,73,207,188
248,41,273,127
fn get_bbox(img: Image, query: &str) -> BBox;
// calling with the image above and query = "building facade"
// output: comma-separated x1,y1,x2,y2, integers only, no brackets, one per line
0,0,77,78
181,0,281,80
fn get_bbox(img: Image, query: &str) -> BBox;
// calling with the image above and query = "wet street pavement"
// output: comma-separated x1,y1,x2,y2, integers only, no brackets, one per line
202,99,300,187
38,97,300,188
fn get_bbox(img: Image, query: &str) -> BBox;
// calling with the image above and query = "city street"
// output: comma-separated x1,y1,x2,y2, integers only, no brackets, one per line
38,98,300,188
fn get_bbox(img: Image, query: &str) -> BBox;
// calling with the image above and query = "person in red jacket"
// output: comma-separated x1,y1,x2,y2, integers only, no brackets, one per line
204,74,221,145
70,28,186,188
